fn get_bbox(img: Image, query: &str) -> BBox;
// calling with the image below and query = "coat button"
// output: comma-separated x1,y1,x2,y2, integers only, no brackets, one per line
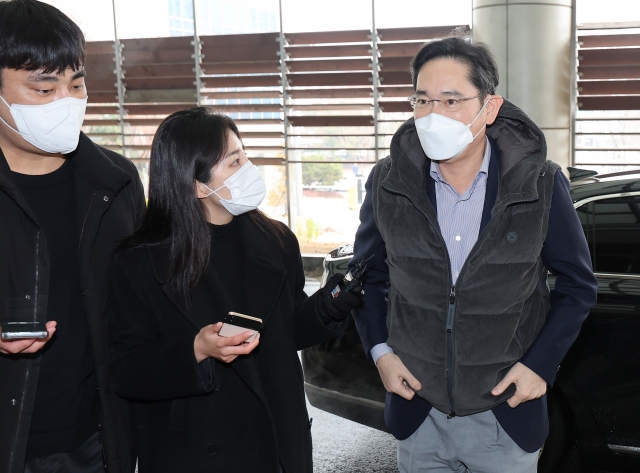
214,378,221,391
204,442,218,455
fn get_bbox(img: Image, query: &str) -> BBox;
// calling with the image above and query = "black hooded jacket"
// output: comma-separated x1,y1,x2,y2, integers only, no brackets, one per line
0,133,145,473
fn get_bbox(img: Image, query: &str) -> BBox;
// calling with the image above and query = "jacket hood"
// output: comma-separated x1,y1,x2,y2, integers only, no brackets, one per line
390,98,547,179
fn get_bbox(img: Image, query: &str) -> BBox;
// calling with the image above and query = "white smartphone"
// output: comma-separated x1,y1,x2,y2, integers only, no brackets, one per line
218,312,262,343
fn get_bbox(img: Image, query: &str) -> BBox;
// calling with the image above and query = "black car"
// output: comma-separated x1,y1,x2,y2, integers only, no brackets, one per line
302,169,640,473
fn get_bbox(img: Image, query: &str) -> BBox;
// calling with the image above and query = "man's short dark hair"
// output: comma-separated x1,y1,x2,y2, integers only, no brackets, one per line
0,0,85,87
410,36,499,98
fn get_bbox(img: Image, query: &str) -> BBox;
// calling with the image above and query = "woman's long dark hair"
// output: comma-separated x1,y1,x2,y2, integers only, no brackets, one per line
120,107,286,308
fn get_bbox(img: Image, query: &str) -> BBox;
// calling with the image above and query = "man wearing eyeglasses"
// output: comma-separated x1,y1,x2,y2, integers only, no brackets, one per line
350,36,597,472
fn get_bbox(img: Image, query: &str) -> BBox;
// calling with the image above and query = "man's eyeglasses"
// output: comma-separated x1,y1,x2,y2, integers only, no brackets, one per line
408,94,485,112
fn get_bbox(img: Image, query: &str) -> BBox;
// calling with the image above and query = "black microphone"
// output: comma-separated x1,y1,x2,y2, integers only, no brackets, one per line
330,254,374,298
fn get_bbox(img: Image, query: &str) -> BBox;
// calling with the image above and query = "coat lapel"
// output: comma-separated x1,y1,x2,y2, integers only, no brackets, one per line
236,215,286,328
73,134,132,280
150,247,189,321
228,216,286,410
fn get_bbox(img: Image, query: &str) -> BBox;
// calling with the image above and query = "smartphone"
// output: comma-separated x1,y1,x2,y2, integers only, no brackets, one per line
0,321,48,340
218,312,262,343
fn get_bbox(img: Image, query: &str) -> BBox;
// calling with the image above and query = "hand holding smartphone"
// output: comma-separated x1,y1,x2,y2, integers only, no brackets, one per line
218,312,262,343
0,321,57,355
0,321,48,340
194,314,261,363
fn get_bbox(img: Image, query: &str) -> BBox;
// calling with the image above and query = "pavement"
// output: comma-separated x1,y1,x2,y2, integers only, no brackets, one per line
307,398,399,473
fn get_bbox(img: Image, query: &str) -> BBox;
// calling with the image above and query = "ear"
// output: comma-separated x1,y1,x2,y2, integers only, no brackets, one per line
485,95,504,126
195,181,209,200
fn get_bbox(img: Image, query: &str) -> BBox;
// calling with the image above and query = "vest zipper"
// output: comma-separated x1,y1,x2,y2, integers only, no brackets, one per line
440,194,538,420
446,284,456,418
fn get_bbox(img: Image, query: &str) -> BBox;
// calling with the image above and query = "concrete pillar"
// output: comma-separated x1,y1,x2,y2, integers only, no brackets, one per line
472,0,575,171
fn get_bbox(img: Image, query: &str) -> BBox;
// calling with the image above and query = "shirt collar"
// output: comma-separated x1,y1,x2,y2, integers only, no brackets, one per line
430,136,491,184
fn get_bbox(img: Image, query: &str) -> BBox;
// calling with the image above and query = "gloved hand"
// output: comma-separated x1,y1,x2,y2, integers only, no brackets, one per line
320,273,363,322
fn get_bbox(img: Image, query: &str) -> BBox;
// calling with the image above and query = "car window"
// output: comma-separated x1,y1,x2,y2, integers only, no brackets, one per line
576,195,640,274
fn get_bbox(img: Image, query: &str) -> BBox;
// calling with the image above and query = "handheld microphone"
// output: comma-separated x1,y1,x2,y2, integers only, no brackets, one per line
330,254,374,298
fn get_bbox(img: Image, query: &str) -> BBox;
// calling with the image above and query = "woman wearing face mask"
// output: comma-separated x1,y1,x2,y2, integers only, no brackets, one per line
108,108,361,473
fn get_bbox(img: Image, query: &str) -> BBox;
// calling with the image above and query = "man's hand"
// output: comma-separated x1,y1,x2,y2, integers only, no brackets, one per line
194,322,260,364
0,321,57,355
491,361,547,408
376,352,422,400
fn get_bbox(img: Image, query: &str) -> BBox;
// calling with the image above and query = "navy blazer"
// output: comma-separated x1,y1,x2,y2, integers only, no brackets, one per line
350,140,598,452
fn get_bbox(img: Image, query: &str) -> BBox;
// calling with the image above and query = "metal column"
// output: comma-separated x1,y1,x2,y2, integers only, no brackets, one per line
111,0,126,156
472,0,573,171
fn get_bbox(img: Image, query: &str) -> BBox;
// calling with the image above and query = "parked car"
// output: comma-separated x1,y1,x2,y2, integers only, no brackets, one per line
302,168,640,473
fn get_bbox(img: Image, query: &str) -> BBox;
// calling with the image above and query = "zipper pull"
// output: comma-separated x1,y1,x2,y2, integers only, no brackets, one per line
446,285,456,333
447,411,456,419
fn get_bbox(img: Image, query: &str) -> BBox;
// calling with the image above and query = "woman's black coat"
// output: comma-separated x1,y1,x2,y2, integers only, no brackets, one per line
108,215,343,473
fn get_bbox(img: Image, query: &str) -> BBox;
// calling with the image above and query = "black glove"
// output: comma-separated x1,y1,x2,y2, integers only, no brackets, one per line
320,273,363,322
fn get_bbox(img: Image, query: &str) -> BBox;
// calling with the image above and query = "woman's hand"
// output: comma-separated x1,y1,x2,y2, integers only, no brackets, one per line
194,322,260,363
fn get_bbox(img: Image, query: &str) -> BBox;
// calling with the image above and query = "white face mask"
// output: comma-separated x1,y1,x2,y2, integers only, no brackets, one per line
200,161,266,216
0,95,87,154
414,97,490,161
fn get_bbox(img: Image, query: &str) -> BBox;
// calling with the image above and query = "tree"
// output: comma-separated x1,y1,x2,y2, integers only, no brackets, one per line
301,155,343,186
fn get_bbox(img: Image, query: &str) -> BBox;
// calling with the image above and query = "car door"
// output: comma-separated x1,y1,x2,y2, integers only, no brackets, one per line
301,247,387,431
563,192,640,453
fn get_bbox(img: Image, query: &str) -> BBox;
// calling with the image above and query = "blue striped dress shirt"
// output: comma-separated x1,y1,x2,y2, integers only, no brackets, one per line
430,138,491,284
371,138,492,364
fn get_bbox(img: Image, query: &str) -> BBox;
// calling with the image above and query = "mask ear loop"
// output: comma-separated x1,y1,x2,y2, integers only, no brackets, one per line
198,182,216,199
468,96,492,140
0,95,26,137
198,181,228,200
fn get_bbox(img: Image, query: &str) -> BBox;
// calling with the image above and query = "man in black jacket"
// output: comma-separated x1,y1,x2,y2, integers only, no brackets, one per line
0,1,145,472
351,37,598,472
